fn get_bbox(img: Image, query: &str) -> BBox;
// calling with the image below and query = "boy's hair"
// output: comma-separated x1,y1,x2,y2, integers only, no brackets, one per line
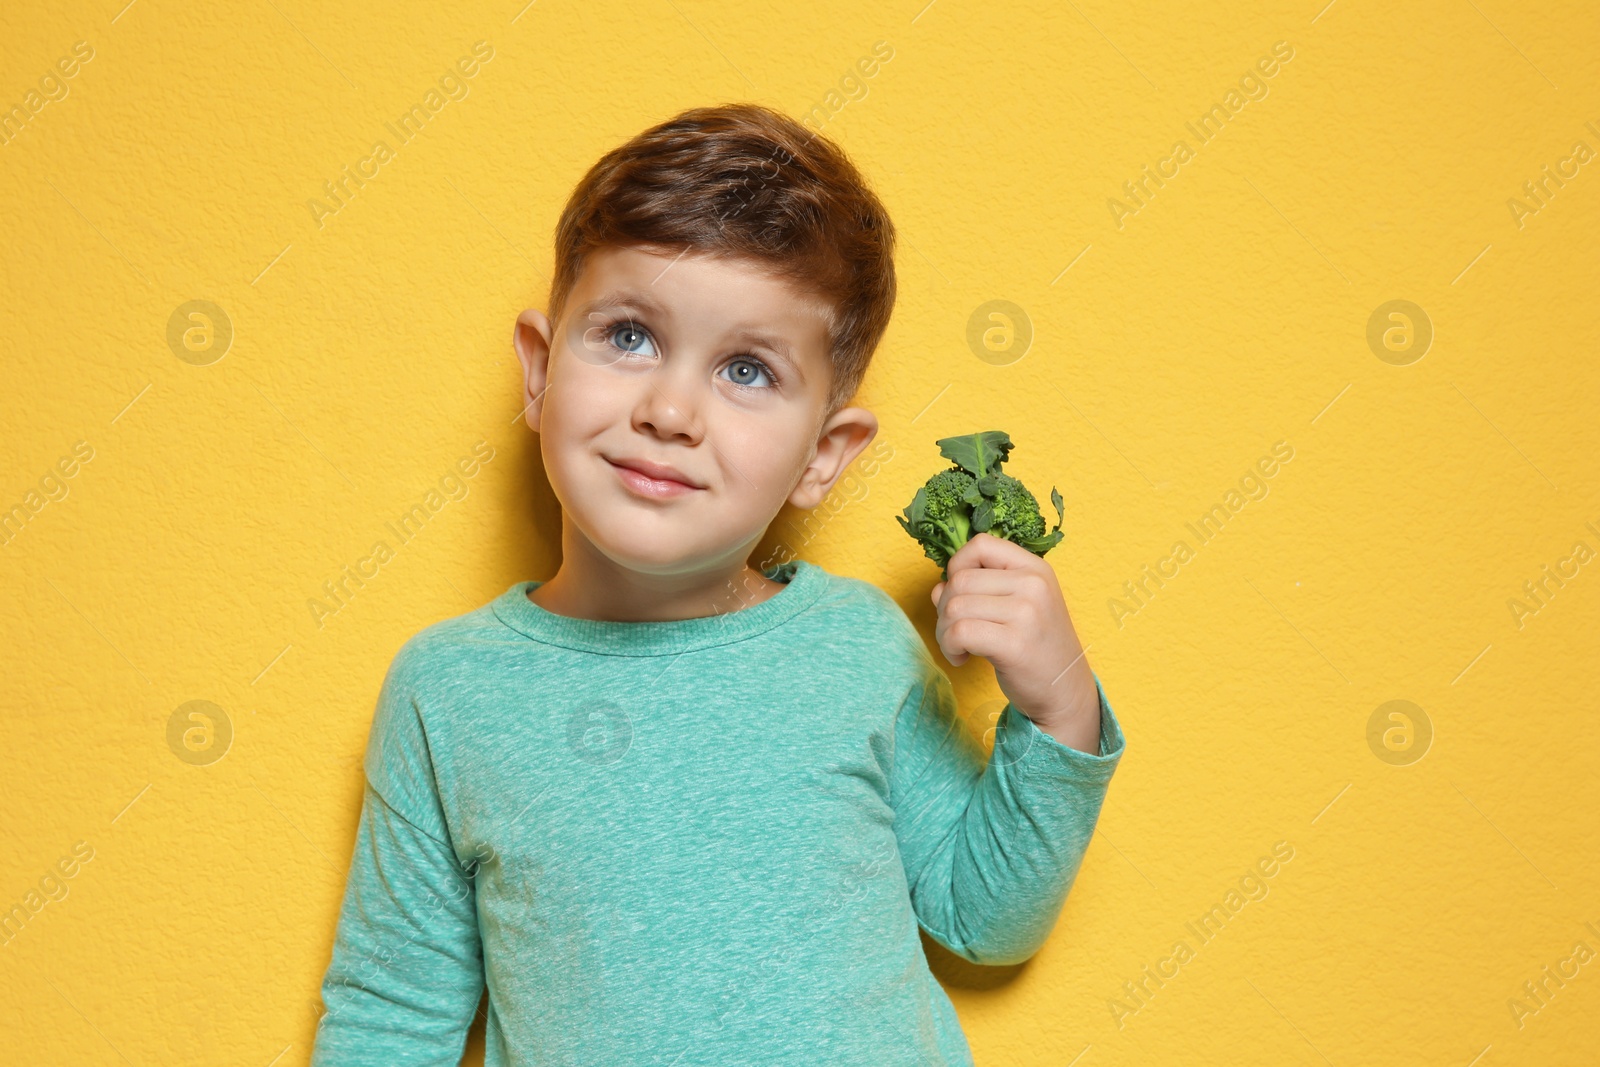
547,102,897,415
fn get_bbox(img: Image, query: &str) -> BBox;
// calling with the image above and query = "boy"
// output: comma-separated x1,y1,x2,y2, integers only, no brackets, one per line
311,103,1125,1066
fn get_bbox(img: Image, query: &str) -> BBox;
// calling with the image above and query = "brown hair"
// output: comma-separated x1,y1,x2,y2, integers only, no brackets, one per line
547,102,897,415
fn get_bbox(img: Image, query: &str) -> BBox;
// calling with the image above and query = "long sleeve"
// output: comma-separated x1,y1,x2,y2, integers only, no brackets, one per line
889,659,1126,966
311,644,485,1065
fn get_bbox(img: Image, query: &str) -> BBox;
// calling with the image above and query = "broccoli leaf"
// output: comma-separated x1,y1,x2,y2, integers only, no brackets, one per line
1012,485,1066,553
903,485,928,527
936,431,1014,479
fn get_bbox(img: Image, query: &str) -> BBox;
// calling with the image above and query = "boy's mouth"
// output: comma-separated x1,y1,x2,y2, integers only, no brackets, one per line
605,456,706,498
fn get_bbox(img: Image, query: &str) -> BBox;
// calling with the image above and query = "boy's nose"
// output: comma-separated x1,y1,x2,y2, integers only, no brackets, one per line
632,374,704,445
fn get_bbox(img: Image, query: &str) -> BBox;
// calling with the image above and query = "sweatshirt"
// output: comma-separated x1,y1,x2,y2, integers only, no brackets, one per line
310,557,1126,1066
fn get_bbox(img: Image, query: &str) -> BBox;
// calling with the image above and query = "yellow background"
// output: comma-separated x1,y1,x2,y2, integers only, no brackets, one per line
3,0,1597,1064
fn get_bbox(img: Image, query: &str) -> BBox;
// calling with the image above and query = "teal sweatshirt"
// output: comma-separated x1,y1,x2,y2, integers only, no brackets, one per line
311,558,1126,1066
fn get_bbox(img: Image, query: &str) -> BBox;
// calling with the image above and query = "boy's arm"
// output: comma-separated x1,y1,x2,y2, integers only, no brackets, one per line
888,660,1125,967
311,783,485,1065
311,643,485,1065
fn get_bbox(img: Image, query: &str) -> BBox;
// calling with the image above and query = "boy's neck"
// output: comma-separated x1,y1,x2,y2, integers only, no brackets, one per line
528,522,786,623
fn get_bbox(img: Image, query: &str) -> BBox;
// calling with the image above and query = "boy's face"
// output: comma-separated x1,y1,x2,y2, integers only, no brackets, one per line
513,245,878,577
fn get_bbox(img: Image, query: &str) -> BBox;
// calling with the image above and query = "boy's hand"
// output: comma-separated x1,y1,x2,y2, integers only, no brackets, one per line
930,533,1101,752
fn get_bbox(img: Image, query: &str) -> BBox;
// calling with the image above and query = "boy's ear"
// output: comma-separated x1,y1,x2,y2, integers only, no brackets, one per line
512,307,554,431
789,406,878,510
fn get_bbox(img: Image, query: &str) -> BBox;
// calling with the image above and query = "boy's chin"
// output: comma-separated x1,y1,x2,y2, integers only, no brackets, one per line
588,527,749,578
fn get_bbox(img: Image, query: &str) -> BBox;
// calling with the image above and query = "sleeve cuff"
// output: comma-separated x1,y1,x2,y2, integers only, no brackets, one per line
991,671,1125,779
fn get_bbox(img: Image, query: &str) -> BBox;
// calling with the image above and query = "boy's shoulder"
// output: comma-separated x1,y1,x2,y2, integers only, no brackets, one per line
802,561,936,666
807,561,907,619
377,598,505,688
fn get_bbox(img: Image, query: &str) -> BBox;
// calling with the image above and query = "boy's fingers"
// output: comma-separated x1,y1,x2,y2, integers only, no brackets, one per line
937,592,1015,627
937,617,1008,666
942,567,1024,597
935,614,969,664
937,536,1045,611
935,597,1017,669
946,533,1039,578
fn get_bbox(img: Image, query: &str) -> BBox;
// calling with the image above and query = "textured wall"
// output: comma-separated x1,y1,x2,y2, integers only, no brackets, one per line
2,1,1597,1064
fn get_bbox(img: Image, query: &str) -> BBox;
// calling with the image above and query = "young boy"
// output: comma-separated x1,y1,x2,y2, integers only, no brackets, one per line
311,103,1125,1067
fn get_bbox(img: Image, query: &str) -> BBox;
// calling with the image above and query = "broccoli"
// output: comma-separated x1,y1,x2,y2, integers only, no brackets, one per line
900,468,977,566
896,430,1064,576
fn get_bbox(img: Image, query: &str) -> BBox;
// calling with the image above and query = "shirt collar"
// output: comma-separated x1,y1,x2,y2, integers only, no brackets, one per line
490,559,827,656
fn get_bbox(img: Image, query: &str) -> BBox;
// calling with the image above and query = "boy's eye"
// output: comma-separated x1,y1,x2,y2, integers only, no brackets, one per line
721,357,774,389
606,322,656,358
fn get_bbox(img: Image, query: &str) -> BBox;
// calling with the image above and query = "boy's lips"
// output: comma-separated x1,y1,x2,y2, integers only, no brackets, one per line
605,456,706,494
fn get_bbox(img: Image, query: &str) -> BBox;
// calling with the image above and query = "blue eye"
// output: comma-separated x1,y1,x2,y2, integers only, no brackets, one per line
607,322,656,358
722,357,775,389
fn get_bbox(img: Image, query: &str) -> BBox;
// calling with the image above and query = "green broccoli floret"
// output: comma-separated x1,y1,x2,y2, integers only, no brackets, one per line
983,472,1044,537
896,468,975,568
896,430,1064,576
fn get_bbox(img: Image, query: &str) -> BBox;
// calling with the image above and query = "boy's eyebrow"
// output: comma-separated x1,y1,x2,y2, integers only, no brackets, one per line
586,289,671,319
585,289,811,385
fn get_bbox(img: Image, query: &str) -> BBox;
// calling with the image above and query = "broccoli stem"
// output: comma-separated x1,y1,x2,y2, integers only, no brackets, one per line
925,512,970,559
